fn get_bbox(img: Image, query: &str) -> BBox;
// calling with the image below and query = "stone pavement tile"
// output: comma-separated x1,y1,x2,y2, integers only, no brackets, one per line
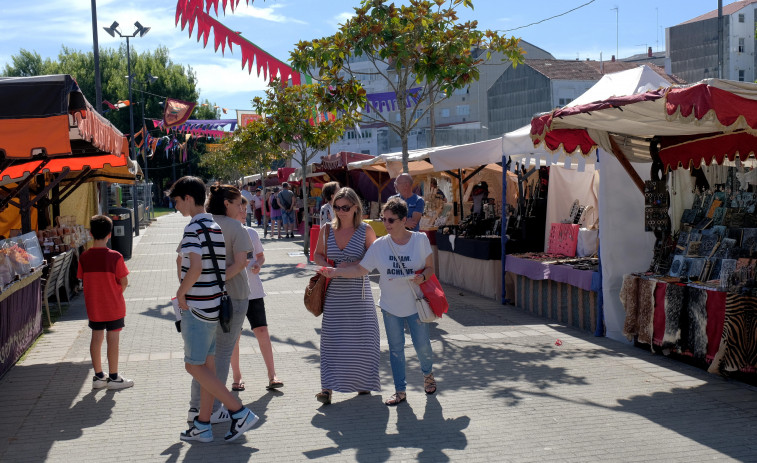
2,212,757,461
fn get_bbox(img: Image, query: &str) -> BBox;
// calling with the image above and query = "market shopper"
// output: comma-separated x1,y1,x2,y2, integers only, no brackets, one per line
77,215,133,391
311,187,380,404
277,182,296,238
251,188,264,227
319,181,340,225
170,176,258,443
390,173,425,231
185,183,255,425
229,196,283,391
240,183,254,227
269,187,283,239
319,197,436,406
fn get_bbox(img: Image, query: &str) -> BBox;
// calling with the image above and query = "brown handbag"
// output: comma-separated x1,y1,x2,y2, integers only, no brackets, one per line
304,224,330,316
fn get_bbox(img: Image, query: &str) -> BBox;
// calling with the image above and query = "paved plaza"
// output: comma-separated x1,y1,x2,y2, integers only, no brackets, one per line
1,212,756,462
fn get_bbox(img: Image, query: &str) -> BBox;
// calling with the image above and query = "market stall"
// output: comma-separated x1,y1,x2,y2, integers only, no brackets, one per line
0,74,132,377
530,77,757,375
487,65,676,333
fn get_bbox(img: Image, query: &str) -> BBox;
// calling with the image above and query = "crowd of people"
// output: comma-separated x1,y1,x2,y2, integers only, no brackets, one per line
79,172,438,445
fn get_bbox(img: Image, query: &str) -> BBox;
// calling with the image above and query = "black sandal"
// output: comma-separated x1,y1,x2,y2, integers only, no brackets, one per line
385,392,406,406
315,389,332,405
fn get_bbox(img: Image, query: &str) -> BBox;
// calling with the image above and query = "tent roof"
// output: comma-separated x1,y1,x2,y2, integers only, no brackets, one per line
428,138,503,171
1,153,140,187
503,65,675,165
347,146,452,178
530,78,757,169
0,74,128,159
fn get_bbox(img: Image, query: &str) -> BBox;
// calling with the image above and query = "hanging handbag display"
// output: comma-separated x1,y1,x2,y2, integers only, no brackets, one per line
304,224,330,317
198,222,232,333
388,235,440,323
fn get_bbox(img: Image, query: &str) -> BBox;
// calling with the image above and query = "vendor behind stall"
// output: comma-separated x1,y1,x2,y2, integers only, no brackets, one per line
390,173,424,232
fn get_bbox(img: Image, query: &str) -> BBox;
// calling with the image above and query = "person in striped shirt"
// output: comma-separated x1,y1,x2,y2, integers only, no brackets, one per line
170,176,258,443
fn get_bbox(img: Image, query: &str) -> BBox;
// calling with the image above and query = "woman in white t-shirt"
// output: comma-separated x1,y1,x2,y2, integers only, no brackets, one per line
319,197,437,406
229,196,283,391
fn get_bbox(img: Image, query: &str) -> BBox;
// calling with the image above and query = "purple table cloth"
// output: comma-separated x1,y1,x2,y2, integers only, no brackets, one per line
505,255,595,292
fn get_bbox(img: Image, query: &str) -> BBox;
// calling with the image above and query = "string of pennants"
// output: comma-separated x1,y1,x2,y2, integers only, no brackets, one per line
175,0,301,85
509,152,590,173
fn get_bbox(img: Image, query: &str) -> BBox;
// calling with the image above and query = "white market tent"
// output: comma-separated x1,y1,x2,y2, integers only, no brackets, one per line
530,77,757,342
347,146,453,178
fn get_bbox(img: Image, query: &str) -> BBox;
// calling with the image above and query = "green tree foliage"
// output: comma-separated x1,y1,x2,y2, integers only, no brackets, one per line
291,0,524,172
253,78,366,251
2,46,223,193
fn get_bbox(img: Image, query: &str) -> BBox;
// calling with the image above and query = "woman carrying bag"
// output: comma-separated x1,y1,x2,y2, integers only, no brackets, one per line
319,197,437,406
312,187,380,405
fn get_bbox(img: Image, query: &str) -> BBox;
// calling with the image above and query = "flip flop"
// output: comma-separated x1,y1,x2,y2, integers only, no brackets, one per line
266,379,284,390
232,381,245,391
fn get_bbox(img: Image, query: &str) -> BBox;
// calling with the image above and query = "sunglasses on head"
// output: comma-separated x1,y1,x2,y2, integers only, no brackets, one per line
381,216,402,224
333,204,354,212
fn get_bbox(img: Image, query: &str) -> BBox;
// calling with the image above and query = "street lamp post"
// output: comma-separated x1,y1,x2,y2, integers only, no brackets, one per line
138,75,158,220
103,20,151,237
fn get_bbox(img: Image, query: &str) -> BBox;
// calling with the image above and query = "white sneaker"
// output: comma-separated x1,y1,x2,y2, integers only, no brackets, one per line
92,375,108,390
224,407,259,442
106,375,134,390
210,406,231,424
180,419,213,443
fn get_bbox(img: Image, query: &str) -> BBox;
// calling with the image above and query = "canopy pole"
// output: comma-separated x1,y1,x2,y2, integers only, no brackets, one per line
458,168,465,220
608,136,645,195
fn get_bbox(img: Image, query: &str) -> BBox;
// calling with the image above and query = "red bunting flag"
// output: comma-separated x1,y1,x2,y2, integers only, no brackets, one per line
175,0,301,85
163,98,197,128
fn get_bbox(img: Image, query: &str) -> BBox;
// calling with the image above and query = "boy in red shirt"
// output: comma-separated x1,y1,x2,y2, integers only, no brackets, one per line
77,215,133,390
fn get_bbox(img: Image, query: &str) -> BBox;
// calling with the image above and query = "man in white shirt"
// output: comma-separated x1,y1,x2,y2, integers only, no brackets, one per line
240,183,254,227
251,188,264,227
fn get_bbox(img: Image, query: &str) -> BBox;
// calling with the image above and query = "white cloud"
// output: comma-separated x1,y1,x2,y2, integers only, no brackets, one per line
332,12,355,29
192,57,269,102
231,3,306,24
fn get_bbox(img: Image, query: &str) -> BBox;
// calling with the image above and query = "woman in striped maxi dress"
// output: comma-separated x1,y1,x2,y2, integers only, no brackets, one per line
312,187,379,404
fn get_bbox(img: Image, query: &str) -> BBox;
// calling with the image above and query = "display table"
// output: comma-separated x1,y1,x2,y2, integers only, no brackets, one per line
436,231,502,300
505,255,600,333
620,274,757,375
0,268,43,378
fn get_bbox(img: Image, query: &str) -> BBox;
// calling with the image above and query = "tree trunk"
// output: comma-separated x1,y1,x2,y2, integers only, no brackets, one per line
401,135,410,173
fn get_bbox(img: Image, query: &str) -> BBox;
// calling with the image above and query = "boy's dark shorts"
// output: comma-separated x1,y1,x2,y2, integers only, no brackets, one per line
246,298,267,329
89,318,125,331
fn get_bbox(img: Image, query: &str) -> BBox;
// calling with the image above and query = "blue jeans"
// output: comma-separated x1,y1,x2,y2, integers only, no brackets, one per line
381,310,433,392
181,311,217,365
189,298,248,411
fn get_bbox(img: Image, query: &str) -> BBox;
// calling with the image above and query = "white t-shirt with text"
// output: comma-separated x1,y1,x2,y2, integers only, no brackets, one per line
359,232,432,317
244,226,267,300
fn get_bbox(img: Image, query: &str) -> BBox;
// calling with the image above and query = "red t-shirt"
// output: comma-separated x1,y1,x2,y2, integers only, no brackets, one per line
77,247,129,322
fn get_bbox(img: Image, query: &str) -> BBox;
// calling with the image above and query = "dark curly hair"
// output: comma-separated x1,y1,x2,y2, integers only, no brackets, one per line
382,197,408,220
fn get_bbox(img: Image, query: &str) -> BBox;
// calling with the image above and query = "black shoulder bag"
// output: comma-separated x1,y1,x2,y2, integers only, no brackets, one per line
198,222,232,333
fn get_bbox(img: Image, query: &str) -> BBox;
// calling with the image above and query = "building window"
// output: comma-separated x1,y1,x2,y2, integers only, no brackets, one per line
739,69,745,81
559,97,573,107
396,113,401,122
739,38,745,53
455,105,470,116
739,13,745,23
441,108,450,118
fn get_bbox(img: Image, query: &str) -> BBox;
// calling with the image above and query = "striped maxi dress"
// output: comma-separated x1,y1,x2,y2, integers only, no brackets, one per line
320,223,381,392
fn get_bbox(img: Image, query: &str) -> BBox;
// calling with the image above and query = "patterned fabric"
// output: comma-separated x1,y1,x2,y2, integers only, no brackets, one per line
179,213,225,321
320,223,381,392
709,293,757,374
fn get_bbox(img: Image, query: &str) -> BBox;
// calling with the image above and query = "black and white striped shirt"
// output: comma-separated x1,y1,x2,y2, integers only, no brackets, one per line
179,213,226,322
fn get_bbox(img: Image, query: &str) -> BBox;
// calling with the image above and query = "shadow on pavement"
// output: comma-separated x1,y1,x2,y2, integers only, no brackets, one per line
0,362,112,461
306,394,468,462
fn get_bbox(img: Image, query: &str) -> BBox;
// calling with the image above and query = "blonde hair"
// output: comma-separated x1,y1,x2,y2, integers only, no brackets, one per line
332,187,363,229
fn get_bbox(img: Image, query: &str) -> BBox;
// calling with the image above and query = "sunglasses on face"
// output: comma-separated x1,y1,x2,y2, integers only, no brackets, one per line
333,204,354,212
381,216,402,224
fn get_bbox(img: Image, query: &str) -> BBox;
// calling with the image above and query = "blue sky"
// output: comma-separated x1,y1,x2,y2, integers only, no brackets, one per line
0,0,740,113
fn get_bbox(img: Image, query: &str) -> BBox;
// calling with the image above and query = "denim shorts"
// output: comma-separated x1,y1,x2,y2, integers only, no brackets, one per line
281,210,296,225
181,310,217,365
